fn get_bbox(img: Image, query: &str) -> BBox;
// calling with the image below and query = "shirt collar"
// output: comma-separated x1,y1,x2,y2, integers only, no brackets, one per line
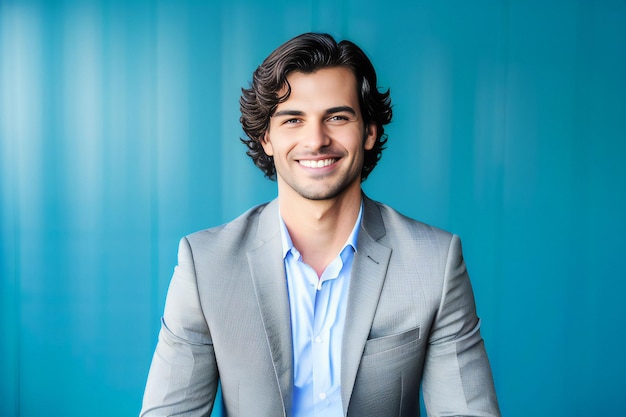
279,201,363,260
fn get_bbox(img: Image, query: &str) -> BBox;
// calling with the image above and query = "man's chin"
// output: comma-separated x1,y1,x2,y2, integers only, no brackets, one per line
294,181,358,202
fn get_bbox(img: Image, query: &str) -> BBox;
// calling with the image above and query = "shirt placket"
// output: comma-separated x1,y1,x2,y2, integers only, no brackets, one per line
312,256,343,415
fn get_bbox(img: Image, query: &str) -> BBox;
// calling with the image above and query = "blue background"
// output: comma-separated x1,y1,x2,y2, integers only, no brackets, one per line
1,0,625,416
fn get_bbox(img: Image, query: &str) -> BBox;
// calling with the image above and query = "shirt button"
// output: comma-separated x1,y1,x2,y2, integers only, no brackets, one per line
314,336,323,343
319,392,326,400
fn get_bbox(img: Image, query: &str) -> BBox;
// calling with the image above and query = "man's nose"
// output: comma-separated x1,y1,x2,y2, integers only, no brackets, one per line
302,122,331,150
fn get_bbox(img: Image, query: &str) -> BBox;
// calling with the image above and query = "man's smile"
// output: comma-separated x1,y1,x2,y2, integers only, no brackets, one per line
298,158,338,168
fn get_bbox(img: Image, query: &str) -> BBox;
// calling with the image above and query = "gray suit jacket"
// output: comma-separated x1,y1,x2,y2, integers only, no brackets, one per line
141,196,500,416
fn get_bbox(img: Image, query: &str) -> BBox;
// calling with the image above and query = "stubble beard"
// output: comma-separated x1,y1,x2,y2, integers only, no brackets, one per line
282,164,363,202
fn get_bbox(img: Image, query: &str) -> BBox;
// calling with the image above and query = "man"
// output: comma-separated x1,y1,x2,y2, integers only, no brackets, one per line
141,32,500,417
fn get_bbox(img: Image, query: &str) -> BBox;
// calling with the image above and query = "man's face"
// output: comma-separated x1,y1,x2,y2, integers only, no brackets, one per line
262,66,377,202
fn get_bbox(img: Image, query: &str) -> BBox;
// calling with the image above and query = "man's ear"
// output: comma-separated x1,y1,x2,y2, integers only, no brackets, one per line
261,131,274,156
364,122,377,151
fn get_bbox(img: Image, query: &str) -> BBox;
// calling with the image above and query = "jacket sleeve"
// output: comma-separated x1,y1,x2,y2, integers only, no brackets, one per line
140,237,218,417
421,235,501,417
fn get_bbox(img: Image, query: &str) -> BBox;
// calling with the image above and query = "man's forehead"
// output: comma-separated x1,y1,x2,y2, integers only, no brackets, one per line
275,67,360,108
282,67,356,88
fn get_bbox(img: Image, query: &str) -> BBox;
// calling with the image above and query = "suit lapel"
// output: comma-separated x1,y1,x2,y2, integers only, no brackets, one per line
247,199,293,416
341,196,392,414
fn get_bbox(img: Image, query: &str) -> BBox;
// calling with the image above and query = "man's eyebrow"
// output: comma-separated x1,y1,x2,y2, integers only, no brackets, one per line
325,106,357,116
272,110,304,118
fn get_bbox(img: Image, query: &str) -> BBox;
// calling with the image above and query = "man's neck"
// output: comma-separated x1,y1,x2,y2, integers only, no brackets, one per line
279,188,362,277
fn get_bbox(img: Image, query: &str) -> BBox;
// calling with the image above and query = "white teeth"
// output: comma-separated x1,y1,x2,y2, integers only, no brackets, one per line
299,159,336,168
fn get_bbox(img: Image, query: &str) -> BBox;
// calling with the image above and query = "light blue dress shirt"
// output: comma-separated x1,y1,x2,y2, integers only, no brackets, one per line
279,205,363,417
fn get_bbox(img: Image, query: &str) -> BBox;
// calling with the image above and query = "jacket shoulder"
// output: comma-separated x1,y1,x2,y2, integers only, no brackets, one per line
370,199,454,246
184,201,271,254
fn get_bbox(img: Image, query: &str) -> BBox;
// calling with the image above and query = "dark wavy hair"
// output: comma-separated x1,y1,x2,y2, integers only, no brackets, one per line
240,32,392,181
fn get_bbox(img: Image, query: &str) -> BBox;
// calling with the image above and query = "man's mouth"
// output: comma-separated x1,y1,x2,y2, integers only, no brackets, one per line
298,158,337,168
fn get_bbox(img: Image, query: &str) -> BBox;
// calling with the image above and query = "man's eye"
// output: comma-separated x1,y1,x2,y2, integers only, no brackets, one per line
329,115,348,121
284,118,301,124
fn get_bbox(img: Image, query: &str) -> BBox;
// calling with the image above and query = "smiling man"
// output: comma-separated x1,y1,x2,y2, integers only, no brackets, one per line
141,33,501,417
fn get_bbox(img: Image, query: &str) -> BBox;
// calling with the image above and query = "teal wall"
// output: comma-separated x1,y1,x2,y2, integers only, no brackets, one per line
2,0,625,415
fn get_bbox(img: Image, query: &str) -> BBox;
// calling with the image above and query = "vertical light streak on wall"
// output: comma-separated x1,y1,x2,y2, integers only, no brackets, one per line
60,3,103,364
0,7,18,417
156,2,189,191
415,40,452,221
0,13,16,413
62,4,103,233
2,6,45,234
0,4,44,416
142,0,161,349
470,1,510,352
154,1,189,303
103,6,128,200
472,61,508,345
219,2,254,219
